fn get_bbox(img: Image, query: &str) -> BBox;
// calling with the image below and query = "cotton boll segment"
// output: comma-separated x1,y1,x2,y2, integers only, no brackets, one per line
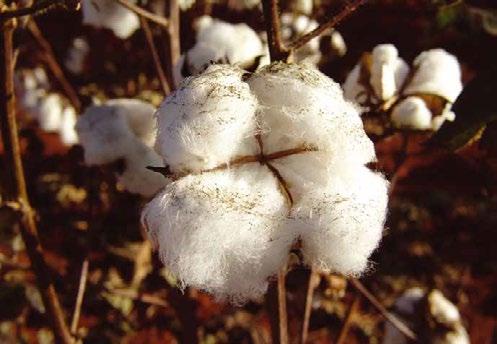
404,49,462,103
248,62,375,164
289,165,388,276
156,65,259,173
58,106,79,145
81,0,140,39
142,166,293,302
391,96,433,130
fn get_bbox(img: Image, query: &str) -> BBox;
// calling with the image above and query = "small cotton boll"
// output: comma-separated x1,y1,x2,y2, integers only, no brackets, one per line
248,63,376,164
37,93,65,132
142,166,293,302
330,31,347,57
404,49,462,103
156,65,259,173
289,165,388,275
81,0,140,39
65,37,90,75
58,106,78,145
391,96,432,130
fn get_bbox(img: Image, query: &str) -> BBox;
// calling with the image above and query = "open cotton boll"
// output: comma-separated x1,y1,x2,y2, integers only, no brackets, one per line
65,37,90,75
118,143,169,197
76,99,156,165
248,63,375,164
404,49,462,103
370,44,410,101
81,0,140,39
58,106,78,145
281,14,321,64
289,165,388,275
37,93,65,132
391,96,432,130
142,166,293,302
156,64,259,173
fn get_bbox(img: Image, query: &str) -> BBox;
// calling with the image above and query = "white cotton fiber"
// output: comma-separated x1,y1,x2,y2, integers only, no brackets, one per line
65,37,90,75
404,49,462,102
370,44,409,101
391,96,432,130
81,0,140,39
156,65,259,173
142,166,293,302
281,13,321,64
58,106,78,145
330,30,347,57
248,62,375,164
37,93,64,132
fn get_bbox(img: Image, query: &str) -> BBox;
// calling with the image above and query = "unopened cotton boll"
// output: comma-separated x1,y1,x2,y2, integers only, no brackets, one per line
391,96,432,130
142,166,292,302
81,0,140,39
65,37,90,74
404,49,462,103
157,65,259,173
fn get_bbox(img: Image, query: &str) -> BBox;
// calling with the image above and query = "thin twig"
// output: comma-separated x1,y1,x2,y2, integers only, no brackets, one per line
104,287,169,308
262,0,288,61
301,268,320,344
27,20,81,112
0,0,73,20
140,18,171,96
115,0,169,29
164,0,180,87
277,268,289,344
288,0,368,51
70,259,89,335
349,278,417,341
336,296,360,344
0,18,73,344
389,131,410,195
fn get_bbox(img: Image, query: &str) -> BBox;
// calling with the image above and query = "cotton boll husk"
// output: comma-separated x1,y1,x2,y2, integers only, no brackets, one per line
391,96,432,130
370,44,410,101
248,63,375,164
37,93,64,132
81,0,140,39
65,37,90,74
404,49,462,103
59,106,78,145
287,165,388,275
142,166,293,302
156,65,259,173
118,143,169,197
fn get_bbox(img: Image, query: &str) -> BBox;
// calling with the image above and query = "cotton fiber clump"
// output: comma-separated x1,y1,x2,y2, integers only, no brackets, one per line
343,45,462,131
143,63,388,302
65,37,90,75
15,68,78,145
81,0,140,39
76,99,169,197
174,16,267,85
383,288,469,344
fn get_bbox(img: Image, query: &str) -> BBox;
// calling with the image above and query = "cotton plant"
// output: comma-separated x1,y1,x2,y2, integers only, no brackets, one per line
173,16,268,85
65,37,90,75
383,288,469,344
76,99,169,197
343,44,462,131
81,0,140,39
15,68,78,145
142,63,388,303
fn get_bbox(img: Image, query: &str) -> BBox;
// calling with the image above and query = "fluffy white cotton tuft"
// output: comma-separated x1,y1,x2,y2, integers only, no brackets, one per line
330,31,347,57
174,17,266,85
391,96,432,130
157,65,259,173
76,99,168,196
81,0,140,39
142,167,293,302
404,49,462,102
59,106,79,145
65,37,90,74
37,93,64,132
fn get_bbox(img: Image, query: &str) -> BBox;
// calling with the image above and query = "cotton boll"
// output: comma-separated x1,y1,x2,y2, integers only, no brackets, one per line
142,166,293,302
404,49,462,103
37,93,65,132
289,165,388,275
156,65,259,173
59,106,79,145
342,64,367,104
248,62,375,164
178,0,196,11
65,37,90,74
330,30,347,57
281,14,321,64
391,96,432,130
370,44,410,101
81,0,140,39
118,143,169,197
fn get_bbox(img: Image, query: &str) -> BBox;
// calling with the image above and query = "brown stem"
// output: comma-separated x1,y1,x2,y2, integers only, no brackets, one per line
262,0,289,62
0,0,70,20
70,259,89,335
140,18,171,96
266,267,289,344
115,0,170,29
301,268,320,344
349,278,417,341
164,0,181,87
26,20,81,112
0,18,73,344
336,296,360,344
288,0,368,51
